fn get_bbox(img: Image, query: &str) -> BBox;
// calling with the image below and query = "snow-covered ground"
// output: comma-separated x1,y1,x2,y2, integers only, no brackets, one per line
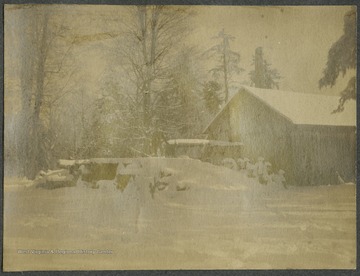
3,158,356,270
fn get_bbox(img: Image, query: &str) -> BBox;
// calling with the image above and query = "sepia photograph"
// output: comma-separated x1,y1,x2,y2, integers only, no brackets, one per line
3,4,357,271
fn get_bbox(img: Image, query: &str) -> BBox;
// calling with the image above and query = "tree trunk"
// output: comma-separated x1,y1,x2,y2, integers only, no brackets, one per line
27,10,50,179
31,30,48,177
254,47,265,88
18,8,39,178
138,6,152,129
222,33,229,102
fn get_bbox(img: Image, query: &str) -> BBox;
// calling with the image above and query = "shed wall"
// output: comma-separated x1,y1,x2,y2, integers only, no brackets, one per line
292,126,356,186
231,91,296,182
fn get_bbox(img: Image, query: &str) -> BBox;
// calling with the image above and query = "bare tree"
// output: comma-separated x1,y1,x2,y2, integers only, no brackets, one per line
114,5,195,154
15,5,77,178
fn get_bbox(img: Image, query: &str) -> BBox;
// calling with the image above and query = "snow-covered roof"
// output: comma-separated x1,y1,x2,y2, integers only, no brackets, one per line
58,159,76,167
58,159,91,166
167,139,243,146
204,86,356,133
167,139,209,145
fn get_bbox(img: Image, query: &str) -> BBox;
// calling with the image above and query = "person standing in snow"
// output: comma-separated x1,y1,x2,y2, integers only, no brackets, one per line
272,169,287,189
246,160,256,178
237,158,244,170
259,161,272,184
237,157,249,170
255,157,266,183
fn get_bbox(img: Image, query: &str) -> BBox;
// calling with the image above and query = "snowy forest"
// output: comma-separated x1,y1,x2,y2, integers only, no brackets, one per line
4,5,284,179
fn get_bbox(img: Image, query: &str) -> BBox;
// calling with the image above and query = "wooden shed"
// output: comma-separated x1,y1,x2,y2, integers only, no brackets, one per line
203,86,356,186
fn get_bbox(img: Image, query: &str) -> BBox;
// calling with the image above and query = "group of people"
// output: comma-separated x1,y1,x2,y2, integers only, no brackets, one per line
222,156,287,188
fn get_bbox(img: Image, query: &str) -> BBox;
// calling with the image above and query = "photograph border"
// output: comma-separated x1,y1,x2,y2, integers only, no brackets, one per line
1,0,359,275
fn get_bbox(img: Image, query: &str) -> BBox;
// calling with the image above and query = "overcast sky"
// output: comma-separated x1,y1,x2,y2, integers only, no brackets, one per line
5,5,355,115
188,5,354,94
77,5,355,95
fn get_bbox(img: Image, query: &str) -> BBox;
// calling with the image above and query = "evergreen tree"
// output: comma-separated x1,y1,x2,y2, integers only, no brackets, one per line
206,29,244,102
203,81,222,114
319,7,356,113
249,47,281,89
155,48,203,139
